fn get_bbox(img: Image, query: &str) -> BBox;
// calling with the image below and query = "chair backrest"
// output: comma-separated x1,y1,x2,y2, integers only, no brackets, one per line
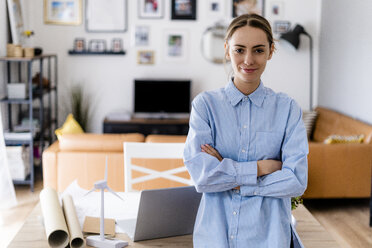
123,142,193,192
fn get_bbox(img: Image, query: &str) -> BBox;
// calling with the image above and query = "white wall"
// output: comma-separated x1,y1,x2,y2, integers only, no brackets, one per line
23,0,321,133
318,0,372,124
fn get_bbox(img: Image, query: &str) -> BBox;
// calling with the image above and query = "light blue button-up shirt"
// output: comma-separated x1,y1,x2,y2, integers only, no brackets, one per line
184,80,308,248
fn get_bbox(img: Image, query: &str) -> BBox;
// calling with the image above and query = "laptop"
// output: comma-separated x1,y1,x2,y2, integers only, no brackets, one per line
117,186,202,242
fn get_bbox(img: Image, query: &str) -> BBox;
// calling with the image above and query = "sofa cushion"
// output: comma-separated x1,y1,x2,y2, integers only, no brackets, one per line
145,134,187,143
55,114,84,140
324,134,364,144
59,133,145,152
313,107,372,144
302,110,317,139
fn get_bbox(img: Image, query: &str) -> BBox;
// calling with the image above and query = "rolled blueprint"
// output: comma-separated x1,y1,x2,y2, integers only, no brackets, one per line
40,187,69,248
62,194,85,248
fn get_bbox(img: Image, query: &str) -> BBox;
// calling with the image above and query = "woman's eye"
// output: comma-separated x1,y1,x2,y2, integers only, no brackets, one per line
255,49,264,53
234,48,244,54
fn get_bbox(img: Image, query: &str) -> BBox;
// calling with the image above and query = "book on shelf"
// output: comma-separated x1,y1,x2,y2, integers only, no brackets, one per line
4,132,33,141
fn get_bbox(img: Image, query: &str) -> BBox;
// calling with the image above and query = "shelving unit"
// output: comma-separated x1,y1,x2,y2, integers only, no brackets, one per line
0,54,58,192
68,50,125,55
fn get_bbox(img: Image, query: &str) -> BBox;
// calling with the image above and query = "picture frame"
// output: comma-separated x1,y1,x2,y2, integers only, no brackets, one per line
44,0,82,25
86,0,127,32
269,1,284,19
163,30,188,62
73,38,85,52
206,0,226,18
137,50,155,65
171,0,197,20
274,21,291,34
134,26,150,46
138,0,164,19
88,39,107,52
7,0,24,45
232,0,265,18
111,38,123,52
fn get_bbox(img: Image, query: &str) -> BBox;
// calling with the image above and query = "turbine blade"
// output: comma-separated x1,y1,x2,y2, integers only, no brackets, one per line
105,156,108,181
106,186,124,202
84,187,95,196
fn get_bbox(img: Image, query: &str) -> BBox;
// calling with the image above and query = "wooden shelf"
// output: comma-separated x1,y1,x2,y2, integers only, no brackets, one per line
68,50,126,55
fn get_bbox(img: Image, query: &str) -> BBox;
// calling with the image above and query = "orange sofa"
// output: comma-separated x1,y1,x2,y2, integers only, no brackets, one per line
42,133,187,192
304,107,372,198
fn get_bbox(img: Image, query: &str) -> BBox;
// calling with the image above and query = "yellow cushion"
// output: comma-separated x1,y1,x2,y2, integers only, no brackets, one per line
55,114,84,140
324,134,364,144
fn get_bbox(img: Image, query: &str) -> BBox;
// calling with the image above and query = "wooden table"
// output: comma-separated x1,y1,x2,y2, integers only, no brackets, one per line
8,203,339,247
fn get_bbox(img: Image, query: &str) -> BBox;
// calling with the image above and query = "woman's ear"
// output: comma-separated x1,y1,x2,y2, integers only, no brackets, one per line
224,42,230,60
268,43,275,60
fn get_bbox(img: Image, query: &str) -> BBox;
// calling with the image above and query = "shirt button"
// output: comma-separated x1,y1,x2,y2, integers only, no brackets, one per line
230,235,234,239
233,211,237,215
253,191,257,195
241,149,246,153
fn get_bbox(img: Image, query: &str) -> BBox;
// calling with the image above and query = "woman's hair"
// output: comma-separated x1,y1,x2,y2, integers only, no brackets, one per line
225,13,274,48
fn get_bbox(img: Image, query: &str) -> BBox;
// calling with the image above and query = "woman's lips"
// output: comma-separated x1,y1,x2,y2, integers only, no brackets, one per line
242,68,257,73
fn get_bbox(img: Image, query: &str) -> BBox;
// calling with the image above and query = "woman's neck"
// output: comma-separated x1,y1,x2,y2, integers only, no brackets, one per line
233,78,260,95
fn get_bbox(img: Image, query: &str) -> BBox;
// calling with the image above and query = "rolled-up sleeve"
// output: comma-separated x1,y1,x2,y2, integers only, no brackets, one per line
184,95,258,193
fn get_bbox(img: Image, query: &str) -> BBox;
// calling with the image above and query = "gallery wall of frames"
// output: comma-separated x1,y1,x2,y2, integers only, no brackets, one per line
18,0,322,133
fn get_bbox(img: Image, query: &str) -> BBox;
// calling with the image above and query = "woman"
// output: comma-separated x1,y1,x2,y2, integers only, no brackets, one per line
184,14,308,248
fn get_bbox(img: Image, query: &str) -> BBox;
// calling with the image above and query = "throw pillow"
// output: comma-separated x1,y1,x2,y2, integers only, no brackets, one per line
324,134,364,144
302,110,318,139
55,114,84,140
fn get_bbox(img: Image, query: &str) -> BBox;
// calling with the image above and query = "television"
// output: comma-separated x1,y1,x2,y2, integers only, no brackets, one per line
134,79,191,119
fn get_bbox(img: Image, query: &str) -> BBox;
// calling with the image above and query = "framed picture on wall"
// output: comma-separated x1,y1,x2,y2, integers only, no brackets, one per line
134,26,150,46
137,50,155,65
138,0,164,19
171,0,197,20
7,0,24,44
206,0,226,18
163,30,188,62
86,0,127,32
232,0,265,17
44,0,82,25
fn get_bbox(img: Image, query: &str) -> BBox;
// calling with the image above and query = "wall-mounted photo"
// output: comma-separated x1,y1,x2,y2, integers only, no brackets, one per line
232,0,264,17
274,21,290,34
7,0,24,44
135,26,150,46
44,0,82,25
138,0,164,19
206,0,226,18
269,1,284,19
86,0,127,32
171,0,196,20
164,30,188,62
137,50,155,65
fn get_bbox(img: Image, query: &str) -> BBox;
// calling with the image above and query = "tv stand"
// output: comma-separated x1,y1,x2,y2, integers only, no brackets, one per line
103,117,189,135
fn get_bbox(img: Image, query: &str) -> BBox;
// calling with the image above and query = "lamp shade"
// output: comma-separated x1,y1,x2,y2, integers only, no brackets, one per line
280,25,307,49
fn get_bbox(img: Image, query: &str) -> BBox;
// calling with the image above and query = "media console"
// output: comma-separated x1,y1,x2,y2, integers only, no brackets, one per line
103,118,189,135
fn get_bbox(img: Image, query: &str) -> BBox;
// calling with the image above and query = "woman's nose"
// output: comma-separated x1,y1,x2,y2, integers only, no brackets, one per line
244,52,254,65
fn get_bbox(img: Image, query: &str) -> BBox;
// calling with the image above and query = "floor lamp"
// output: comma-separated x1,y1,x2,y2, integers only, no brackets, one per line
280,25,313,110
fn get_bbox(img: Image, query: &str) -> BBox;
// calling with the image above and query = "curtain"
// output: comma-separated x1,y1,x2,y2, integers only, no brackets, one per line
0,108,17,211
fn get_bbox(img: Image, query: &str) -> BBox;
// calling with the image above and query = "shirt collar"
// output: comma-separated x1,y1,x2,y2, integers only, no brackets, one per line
225,78,265,107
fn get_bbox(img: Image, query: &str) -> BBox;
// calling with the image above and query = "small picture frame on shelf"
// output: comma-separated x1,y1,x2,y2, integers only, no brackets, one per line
138,0,164,19
111,38,123,52
171,0,197,20
274,21,290,34
73,38,85,52
137,50,155,65
232,0,265,17
89,39,106,52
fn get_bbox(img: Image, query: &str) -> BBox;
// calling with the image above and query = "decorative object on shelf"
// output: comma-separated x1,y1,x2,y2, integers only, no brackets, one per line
201,21,227,64
89,39,107,52
34,47,43,56
134,26,150,46
23,47,34,58
232,0,265,18
86,0,127,32
7,0,24,45
164,29,188,62
73,38,85,52
273,21,291,34
7,83,26,99
32,72,50,88
138,0,164,19
171,0,196,20
111,38,123,53
280,24,313,110
137,50,155,65
44,0,82,25
6,44,23,57
205,0,226,18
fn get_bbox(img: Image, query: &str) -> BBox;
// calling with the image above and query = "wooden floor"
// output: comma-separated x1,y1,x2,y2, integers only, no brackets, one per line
1,174,371,247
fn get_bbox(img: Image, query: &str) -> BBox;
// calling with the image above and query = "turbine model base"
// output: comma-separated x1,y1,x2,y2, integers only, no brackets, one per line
86,235,128,248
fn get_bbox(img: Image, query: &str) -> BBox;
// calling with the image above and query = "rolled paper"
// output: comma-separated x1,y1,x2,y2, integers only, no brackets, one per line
39,187,69,248
62,194,85,248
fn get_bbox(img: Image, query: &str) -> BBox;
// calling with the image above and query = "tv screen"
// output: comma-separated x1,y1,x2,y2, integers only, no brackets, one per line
134,79,191,116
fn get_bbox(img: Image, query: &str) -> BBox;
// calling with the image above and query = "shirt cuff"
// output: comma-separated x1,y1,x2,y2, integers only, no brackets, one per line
240,185,259,196
234,161,258,186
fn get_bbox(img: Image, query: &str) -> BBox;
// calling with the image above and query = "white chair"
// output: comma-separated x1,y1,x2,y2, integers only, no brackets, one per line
123,142,193,192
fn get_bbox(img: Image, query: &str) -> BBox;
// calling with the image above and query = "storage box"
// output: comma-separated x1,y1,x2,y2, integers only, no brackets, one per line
6,146,30,180
7,83,27,99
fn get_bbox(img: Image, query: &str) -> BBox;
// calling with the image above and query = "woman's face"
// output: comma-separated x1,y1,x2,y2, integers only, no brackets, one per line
225,25,274,93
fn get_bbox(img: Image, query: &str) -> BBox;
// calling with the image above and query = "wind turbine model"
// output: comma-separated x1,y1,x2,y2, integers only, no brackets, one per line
85,157,128,248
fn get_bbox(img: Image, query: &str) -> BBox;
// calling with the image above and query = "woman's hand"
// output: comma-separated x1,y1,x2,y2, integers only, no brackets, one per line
257,160,282,176
201,144,223,161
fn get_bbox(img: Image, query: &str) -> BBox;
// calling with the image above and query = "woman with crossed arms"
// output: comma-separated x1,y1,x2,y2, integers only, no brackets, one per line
184,14,308,248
